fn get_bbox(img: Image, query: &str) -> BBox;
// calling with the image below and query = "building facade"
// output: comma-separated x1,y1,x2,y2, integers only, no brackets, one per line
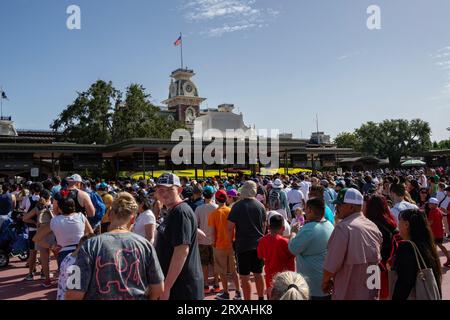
0,68,362,179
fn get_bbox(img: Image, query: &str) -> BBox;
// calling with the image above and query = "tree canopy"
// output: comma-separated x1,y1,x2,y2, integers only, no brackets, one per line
51,81,184,144
111,84,184,142
334,119,432,167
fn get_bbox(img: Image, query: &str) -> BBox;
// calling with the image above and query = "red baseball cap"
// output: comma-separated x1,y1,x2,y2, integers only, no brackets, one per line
215,190,227,203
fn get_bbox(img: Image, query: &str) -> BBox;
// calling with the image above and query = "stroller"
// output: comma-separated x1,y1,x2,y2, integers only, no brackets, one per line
0,211,29,268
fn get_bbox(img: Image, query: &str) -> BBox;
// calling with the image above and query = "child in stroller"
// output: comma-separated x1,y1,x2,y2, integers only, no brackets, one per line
0,211,29,268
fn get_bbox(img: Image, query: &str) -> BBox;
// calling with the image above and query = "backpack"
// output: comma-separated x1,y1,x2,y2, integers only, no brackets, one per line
57,189,85,214
86,191,107,229
269,190,281,210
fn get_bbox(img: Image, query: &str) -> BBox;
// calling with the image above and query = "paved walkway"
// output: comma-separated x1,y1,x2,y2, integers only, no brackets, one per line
1,241,450,300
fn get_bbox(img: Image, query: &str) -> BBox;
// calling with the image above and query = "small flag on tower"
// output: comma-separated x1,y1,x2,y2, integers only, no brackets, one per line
174,35,182,46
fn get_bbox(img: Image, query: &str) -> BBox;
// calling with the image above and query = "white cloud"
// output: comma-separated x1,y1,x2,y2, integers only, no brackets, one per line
184,0,261,21
433,46,450,94
182,0,278,37
205,23,264,37
438,45,450,52
337,51,361,61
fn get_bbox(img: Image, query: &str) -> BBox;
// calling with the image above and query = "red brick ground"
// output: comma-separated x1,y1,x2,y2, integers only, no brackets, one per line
1,241,449,300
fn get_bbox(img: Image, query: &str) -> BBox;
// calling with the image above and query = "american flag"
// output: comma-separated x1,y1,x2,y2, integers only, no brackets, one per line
174,35,182,46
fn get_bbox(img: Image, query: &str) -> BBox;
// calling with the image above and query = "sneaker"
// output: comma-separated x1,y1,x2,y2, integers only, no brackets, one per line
211,285,221,294
41,279,52,288
23,273,34,281
215,292,230,300
233,291,242,300
204,286,210,294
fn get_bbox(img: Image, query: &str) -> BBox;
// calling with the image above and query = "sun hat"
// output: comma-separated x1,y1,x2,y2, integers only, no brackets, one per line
272,179,283,189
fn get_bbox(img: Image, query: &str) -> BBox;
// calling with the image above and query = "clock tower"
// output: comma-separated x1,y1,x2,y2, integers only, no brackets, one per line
162,68,206,130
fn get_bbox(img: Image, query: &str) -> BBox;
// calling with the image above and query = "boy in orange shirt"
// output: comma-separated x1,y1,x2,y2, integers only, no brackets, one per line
257,214,295,299
208,190,241,300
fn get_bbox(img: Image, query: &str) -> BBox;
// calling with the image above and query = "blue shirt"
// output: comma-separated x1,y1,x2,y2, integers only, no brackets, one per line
51,185,62,198
288,220,334,297
324,188,337,213
324,205,335,225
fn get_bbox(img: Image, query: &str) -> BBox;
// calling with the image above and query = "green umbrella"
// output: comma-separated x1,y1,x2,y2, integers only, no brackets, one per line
401,159,426,167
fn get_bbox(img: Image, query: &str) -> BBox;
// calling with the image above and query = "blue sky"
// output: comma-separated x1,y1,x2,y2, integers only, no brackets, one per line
1,0,450,141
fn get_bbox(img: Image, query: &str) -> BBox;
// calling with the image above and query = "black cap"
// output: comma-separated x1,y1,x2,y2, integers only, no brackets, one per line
192,184,203,195
182,186,194,199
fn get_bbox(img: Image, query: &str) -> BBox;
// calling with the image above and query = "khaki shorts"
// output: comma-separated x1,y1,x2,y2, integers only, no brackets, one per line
213,248,237,275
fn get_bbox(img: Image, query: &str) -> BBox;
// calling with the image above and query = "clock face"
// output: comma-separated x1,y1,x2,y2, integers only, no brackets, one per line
183,82,195,96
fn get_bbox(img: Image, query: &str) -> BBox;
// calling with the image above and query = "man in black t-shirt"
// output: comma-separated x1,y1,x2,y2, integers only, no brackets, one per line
154,173,204,300
228,181,267,300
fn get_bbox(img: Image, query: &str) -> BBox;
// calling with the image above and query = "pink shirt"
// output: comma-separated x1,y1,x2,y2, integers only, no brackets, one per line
324,212,382,300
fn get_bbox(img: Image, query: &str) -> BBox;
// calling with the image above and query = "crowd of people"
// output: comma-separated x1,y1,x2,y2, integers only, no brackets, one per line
0,165,449,300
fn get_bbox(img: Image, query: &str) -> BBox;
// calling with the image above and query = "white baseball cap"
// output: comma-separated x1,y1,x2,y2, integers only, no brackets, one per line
428,198,439,205
333,188,364,206
67,174,82,183
156,173,181,187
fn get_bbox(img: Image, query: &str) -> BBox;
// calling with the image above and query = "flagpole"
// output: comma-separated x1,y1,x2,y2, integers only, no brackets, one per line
180,32,184,69
0,87,3,119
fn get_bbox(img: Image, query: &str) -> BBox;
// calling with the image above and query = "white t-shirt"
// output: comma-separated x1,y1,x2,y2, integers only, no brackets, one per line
436,191,446,204
132,209,156,239
391,201,419,222
287,189,304,208
194,203,218,246
439,196,450,211
275,208,290,222
50,212,87,249
57,254,76,300
267,211,291,237
22,194,40,212
300,181,311,202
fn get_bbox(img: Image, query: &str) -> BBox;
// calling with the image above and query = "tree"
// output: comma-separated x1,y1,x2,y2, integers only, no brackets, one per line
334,132,361,149
51,80,120,144
111,84,185,142
355,119,432,167
432,139,450,150
51,81,184,144
354,121,382,156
